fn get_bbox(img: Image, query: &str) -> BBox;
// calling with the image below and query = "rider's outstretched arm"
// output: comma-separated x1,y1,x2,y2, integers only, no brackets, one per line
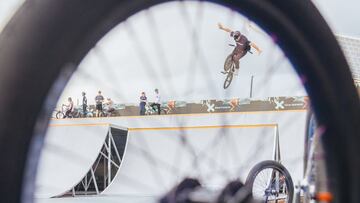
250,42,262,54
218,23,233,33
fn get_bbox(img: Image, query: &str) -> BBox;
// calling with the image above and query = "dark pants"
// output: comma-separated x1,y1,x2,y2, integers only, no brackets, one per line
96,103,102,111
83,104,87,114
232,46,248,69
64,110,72,118
140,102,146,115
151,103,161,115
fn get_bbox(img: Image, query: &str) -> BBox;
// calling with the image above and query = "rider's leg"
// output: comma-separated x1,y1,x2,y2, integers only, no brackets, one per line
231,56,240,75
234,60,239,72
233,51,246,75
234,61,240,75
232,53,240,72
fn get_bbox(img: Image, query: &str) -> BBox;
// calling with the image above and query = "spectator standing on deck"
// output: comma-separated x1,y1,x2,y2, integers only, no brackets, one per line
139,92,147,115
151,88,161,115
82,92,87,115
95,90,104,117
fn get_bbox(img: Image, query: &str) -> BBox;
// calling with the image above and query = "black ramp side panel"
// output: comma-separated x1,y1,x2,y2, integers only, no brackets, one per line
111,127,128,159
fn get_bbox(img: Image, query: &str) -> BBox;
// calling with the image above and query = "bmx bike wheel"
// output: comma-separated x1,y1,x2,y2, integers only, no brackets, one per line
224,71,234,89
246,160,294,203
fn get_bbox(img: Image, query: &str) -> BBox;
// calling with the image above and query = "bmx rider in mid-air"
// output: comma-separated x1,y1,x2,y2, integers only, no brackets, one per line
218,23,262,74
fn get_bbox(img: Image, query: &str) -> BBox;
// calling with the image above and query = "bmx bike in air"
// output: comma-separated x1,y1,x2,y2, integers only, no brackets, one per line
222,44,252,89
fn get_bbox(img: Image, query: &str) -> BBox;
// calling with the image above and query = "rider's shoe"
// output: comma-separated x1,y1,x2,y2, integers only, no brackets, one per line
221,71,227,74
233,68,239,75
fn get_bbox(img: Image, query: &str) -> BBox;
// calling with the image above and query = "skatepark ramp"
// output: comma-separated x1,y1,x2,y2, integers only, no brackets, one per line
39,110,305,198
102,124,280,196
34,110,306,202
35,124,128,198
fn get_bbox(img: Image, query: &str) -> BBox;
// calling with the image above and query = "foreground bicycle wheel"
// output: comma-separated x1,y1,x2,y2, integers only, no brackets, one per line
246,160,294,203
0,1,359,203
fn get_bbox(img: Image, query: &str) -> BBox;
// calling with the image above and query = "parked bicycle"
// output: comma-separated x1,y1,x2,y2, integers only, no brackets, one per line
55,105,71,119
245,126,294,203
97,104,116,117
55,105,93,119
145,102,168,115
246,160,293,203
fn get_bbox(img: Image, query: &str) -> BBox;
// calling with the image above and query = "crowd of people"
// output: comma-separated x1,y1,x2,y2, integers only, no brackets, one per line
61,90,115,118
60,88,162,118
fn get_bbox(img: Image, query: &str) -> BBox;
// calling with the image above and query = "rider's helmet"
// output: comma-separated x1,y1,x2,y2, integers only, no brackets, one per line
82,92,86,96
233,31,241,41
155,88,158,92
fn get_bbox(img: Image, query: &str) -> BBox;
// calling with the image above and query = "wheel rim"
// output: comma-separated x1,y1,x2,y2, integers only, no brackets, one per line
251,168,290,202
224,72,234,89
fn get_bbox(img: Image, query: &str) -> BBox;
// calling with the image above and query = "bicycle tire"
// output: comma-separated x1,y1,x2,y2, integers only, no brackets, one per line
245,160,294,203
55,112,64,119
223,72,234,89
0,0,359,202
